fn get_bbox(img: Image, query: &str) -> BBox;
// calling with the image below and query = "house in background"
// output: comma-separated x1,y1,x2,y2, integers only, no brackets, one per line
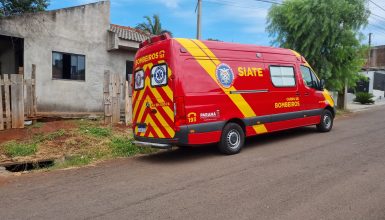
0,1,149,116
358,45,385,100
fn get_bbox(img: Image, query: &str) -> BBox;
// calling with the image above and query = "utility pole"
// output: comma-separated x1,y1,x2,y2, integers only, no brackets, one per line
368,33,372,70
196,0,202,39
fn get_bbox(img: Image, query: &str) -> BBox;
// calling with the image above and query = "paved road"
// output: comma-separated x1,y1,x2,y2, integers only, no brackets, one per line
1,106,385,220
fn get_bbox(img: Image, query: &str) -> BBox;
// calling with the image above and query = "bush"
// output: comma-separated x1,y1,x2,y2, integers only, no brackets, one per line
354,92,374,104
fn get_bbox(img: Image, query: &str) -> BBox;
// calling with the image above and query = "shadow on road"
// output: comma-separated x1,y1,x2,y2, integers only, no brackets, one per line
138,144,220,164
138,126,318,163
245,126,317,149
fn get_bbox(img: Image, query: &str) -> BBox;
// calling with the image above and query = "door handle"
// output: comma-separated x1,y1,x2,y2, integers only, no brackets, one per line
295,92,300,96
304,92,309,96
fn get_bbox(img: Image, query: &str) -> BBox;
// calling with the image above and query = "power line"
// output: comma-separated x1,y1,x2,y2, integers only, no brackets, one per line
204,0,271,10
371,12,385,21
369,0,385,13
254,0,283,5
370,15,385,24
367,24,385,34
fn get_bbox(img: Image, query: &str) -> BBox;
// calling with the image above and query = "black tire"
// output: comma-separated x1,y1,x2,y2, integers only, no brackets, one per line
218,123,245,155
316,109,334,132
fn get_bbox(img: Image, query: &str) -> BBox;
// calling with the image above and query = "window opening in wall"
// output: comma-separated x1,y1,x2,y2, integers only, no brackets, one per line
52,51,85,80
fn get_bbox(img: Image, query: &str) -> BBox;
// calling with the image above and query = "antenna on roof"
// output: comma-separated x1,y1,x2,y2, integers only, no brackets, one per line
196,0,202,40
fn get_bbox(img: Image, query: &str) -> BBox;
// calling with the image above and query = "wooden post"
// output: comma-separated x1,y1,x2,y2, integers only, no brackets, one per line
111,73,121,124
3,74,11,129
125,80,132,125
0,76,4,130
25,65,37,118
11,74,24,128
25,78,32,117
31,64,37,117
104,70,112,124
19,66,24,76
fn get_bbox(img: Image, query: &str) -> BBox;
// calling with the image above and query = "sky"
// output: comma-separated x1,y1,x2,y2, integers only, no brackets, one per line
48,0,385,47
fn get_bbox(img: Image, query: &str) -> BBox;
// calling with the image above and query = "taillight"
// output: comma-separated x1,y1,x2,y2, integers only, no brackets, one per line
174,97,186,126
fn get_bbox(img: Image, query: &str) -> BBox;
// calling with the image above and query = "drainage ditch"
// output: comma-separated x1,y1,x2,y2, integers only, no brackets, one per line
2,160,55,172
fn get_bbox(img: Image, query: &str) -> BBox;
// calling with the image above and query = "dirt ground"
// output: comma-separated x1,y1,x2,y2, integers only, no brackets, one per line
0,120,75,145
0,119,133,165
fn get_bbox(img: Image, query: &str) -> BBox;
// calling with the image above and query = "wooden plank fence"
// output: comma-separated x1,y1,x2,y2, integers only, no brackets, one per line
0,65,37,130
25,65,37,119
104,71,132,125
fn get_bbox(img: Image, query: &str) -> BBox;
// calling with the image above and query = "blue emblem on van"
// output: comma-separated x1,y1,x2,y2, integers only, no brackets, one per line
154,66,167,84
216,63,234,88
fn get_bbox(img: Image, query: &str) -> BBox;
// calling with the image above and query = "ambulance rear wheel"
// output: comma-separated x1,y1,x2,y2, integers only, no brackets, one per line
316,109,333,132
218,123,245,155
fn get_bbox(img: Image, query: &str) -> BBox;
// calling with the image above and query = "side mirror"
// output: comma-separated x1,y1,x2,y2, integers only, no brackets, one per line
319,79,325,90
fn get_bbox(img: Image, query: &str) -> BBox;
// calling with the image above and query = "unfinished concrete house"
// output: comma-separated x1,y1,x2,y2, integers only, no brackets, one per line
0,1,149,117
360,45,385,99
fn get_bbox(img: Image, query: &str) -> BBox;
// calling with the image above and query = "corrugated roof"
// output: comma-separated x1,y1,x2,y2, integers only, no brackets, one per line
110,24,150,42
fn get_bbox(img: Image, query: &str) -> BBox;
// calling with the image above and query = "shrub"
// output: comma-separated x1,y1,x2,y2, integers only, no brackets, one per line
354,92,374,104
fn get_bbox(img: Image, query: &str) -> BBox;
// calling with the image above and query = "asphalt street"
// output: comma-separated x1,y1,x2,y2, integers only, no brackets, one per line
1,105,385,220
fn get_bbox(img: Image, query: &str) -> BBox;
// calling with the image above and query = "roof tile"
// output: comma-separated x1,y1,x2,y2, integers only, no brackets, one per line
110,24,151,42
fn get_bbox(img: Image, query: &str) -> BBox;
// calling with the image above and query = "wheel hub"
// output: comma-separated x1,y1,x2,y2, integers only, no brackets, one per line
227,130,240,149
324,114,331,129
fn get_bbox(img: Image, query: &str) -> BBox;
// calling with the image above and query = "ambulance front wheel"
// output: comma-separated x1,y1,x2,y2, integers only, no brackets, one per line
316,109,334,132
218,123,245,155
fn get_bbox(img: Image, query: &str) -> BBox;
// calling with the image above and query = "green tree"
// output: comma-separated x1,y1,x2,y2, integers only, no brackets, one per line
135,14,172,37
0,0,49,17
267,0,369,109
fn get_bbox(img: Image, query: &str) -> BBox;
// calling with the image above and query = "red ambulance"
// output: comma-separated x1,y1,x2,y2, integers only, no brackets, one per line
132,34,335,154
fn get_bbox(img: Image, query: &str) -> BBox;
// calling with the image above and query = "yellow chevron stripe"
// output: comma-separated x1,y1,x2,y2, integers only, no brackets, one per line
133,63,153,116
136,78,151,125
135,76,175,138
323,89,335,107
176,38,267,134
133,60,176,138
150,85,174,121
163,66,174,101
152,121,164,138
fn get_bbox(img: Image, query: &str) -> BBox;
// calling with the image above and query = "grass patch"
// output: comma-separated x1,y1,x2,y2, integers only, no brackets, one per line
80,126,111,137
110,137,138,157
46,129,66,141
110,137,158,157
30,122,44,129
4,141,38,157
53,155,92,169
1,118,158,172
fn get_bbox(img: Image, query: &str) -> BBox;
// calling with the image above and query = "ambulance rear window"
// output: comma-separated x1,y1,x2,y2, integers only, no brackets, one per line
151,64,168,87
134,69,145,90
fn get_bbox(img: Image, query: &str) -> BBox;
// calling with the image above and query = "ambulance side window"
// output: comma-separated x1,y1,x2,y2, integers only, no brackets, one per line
269,66,296,87
300,66,313,87
300,65,320,89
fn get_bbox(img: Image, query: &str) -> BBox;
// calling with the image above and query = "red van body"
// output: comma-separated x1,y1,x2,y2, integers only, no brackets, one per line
132,34,335,154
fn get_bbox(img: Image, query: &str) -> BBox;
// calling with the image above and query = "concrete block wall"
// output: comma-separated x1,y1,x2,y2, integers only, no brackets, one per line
0,1,135,113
